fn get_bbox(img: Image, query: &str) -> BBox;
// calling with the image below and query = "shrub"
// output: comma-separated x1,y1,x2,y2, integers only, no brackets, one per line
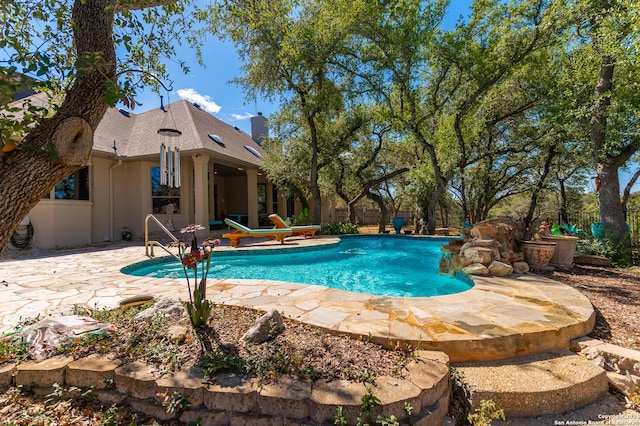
577,236,634,267
322,222,360,235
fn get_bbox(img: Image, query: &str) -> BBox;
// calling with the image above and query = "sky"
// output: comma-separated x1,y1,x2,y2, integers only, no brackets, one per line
130,1,474,135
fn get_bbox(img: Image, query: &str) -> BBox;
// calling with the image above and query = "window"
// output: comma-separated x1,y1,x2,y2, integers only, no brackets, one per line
151,166,180,214
257,183,267,214
54,167,90,200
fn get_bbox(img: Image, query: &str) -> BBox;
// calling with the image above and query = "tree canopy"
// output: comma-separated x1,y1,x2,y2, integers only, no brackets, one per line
3,0,640,255
0,0,204,252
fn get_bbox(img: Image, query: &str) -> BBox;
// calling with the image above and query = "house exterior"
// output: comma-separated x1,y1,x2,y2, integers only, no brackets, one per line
16,98,293,249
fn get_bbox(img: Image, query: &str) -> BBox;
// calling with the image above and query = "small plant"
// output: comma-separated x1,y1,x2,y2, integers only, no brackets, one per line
100,406,138,426
166,390,190,419
467,400,505,426
376,414,400,425
404,402,413,420
201,349,245,380
356,386,380,425
0,336,30,362
624,373,640,410
44,383,66,405
334,405,348,425
292,207,315,225
103,376,115,390
177,224,221,328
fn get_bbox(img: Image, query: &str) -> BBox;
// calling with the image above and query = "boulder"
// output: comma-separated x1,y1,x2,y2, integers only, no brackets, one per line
470,222,498,239
488,261,513,277
462,247,493,265
241,310,285,344
135,299,185,321
512,261,530,274
463,264,489,276
167,325,189,344
440,217,527,277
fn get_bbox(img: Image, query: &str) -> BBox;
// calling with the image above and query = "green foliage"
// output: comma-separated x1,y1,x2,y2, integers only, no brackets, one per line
334,406,348,425
323,222,360,235
0,0,205,149
177,228,220,329
293,208,315,226
166,390,190,419
200,349,246,380
577,237,634,267
467,400,505,426
185,286,213,328
0,336,30,363
356,386,380,426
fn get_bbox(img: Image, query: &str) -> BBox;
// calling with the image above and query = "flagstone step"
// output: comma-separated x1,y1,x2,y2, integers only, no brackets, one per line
454,350,609,419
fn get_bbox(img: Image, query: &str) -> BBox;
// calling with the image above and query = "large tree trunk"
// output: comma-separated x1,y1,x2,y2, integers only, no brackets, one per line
367,191,388,233
0,0,115,254
425,186,445,234
306,117,323,224
524,145,556,239
597,159,629,241
592,54,632,247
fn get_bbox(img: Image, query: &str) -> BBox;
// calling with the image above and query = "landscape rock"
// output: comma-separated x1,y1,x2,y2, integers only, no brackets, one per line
462,264,489,276
513,261,530,274
135,299,185,321
167,325,189,344
462,247,493,265
488,261,513,277
440,218,527,277
241,309,284,344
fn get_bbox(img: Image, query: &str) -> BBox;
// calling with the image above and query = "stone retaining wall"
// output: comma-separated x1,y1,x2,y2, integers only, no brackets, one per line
0,351,451,425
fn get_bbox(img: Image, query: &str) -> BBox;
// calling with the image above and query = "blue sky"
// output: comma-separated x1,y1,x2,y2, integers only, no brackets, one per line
131,1,474,135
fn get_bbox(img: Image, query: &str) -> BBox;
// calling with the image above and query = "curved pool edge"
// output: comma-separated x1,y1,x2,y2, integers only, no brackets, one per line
0,242,595,363
203,272,595,362
122,235,473,298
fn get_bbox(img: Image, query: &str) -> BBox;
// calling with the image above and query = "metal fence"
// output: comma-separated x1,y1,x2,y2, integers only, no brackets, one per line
333,208,415,225
539,211,640,246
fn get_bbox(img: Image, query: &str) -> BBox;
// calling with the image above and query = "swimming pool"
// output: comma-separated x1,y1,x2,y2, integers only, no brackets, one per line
123,235,473,297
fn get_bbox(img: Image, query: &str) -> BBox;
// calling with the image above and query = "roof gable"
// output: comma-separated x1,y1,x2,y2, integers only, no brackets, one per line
93,100,265,167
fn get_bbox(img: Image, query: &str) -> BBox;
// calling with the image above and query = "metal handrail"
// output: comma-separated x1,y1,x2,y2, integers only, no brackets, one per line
144,214,181,258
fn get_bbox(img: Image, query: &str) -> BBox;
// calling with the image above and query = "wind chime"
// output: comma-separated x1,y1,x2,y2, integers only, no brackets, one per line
158,95,182,188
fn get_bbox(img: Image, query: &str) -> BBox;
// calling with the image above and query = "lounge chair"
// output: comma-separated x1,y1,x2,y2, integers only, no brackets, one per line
222,218,292,247
269,213,321,238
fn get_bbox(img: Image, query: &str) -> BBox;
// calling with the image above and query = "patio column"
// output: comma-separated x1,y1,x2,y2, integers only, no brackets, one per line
266,182,273,214
246,168,259,228
192,154,210,235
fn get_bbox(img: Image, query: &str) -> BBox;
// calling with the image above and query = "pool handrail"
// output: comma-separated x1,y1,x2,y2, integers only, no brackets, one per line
144,214,181,259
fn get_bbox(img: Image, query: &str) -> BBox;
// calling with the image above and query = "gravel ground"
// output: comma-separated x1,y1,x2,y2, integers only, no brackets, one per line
539,264,640,351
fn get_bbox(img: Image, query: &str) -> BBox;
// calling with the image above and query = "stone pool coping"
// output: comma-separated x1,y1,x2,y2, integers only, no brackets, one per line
0,237,595,362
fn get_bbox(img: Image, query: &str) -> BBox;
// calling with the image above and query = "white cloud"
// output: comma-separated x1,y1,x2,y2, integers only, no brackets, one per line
230,112,253,121
176,88,221,114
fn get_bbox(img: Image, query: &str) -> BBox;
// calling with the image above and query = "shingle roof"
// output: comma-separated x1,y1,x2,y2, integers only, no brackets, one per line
94,100,264,166
3,95,264,167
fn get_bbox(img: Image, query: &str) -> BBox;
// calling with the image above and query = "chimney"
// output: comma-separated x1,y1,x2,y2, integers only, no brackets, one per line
250,112,268,146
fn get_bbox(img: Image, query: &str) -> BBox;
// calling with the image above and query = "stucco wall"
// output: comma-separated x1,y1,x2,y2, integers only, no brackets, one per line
91,156,114,243
28,200,92,248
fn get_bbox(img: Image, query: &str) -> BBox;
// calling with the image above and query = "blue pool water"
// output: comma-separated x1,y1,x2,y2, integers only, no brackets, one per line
123,236,473,297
